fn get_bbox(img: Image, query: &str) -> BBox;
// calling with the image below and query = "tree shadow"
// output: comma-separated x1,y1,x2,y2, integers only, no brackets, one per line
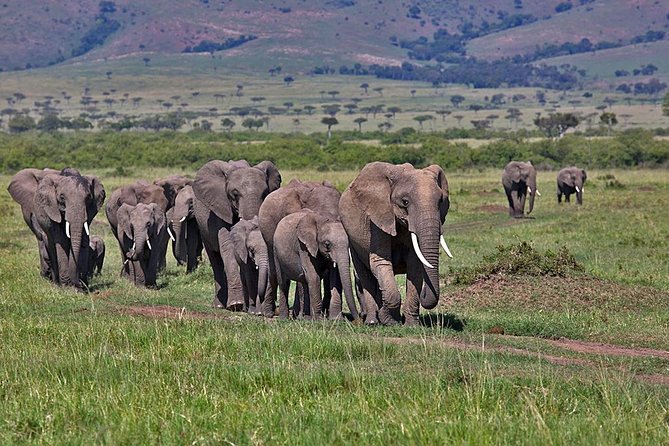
419,313,466,331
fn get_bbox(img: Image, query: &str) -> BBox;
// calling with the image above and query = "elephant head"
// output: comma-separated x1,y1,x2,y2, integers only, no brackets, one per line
33,168,106,288
296,211,359,320
230,217,269,309
154,175,192,209
557,166,587,205
117,203,166,286
502,161,538,217
105,181,169,238
193,160,282,224
170,184,196,264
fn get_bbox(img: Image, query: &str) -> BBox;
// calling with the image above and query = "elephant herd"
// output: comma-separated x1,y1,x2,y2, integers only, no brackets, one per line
8,160,586,325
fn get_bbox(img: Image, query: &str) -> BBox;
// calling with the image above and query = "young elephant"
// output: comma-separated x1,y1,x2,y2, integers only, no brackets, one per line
87,235,105,278
502,161,540,218
116,203,168,287
273,210,358,321
557,167,587,205
229,217,269,315
167,185,202,273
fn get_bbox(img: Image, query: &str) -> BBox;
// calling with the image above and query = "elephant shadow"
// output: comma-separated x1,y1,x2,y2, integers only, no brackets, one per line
418,313,466,331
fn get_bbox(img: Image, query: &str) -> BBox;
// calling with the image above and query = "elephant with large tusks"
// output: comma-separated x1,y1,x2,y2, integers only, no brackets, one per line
10,167,106,290
557,166,587,205
502,161,540,218
192,160,281,310
339,162,452,326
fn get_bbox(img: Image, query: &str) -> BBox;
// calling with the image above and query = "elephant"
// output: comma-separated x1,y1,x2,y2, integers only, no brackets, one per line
257,179,343,318
166,185,202,273
87,235,105,278
502,161,540,218
192,159,281,310
339,162,452,325
557,167,587,205
153,175,192,209
115,203,168,287
31,168,106,290
229,217,269,315
273,209,358,321
8,167,61,278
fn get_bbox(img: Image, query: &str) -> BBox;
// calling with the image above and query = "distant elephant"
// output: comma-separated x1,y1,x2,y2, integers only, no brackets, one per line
8,167,60,278
116,203,167,287
339,162,452,325
229,217,269,315
502,161,540,218
193,160,281,310
166,185,202,273
273,209,358,321
88,235,105,278
153,175,192,209
557,166,587,205
258,179,342,318
32,168,106,290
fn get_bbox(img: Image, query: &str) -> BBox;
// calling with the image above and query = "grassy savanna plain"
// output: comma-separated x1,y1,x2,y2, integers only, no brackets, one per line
1,164,668,444
2,54,669,134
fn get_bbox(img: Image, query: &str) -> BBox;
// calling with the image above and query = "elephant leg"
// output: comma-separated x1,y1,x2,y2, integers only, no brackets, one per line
517,189,527,217
327,267,344,320
37,239,52,279
557,192,562,203
505,188,516,216
277,278,291,321
350,248,378,324
305,267,323,320
186,232,200,273
203,244,227,308
292,283,304,319
322,273,332,316
239,265,251,312
402,254,423,326
370,254,402,325
565,193,571,203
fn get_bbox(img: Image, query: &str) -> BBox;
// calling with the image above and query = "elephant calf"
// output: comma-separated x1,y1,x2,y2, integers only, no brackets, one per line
557,167,587,205
87,235,105,278
229,217,268,315
273,210,358,321
166,185,203,273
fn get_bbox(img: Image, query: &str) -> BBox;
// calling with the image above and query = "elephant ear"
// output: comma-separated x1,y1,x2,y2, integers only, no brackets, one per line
350,162,397,236
117,204,133,242
424,164,450,222
193,160,234,223
151,204,166,238
35,175,62,223
8,169,40,210
297,212,319,258
254,161,282,192
230,221,249,263
85,175,106,219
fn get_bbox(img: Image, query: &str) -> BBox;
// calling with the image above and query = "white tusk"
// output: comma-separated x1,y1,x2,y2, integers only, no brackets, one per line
84,221,90,236
179,216,186,223
536,190,541,196
581,186,584,192
255,263,259,270
333,261,337,269
167,227,176,242
527,186,532,194
411,232,434,269
146,239,152,250
65,221,71,238
440,235,453,259
575,186,580,193
131,242,136,251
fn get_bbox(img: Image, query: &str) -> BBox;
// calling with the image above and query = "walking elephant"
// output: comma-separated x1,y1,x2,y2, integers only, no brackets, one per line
339,162,452,325
257,179,343,318
116,203,168,287
192,160,281,310
31,168,106,290
230,217,269,315
166,185,202,273
273,210,358,321
557,167,587,205
153,175,192,209
502,161,540,218
8,167,60,278
87,235,105,279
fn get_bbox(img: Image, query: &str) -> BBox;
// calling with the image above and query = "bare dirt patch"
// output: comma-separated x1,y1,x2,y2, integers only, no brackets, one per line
548,338,669,360
119,305,230,320
475,204,508,213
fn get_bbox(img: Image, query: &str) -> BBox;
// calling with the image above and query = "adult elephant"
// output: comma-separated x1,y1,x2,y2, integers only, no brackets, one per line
502,161,540,218
116,203,167,287
153,175,192,209
193,159,281,310
557,167,587,205
8,167,60,278
167,184,202,273
339,162,452,325
33,168,106,289
258,179,341,318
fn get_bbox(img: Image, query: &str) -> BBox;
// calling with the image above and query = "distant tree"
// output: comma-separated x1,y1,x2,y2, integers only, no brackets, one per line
191,92,200,98
235,84,244,96
283,76,295,86
387,106,401,118
304,105,316,115
360,83,369,94
322,104,340,117
200,120,213,131
354,117,367,132
370,105,384,119
13,92,26,104
511,94,526,103
242,117,263,131
378,122,392,132
214,93,226,102
505,108,523,129
410,89,416,98
435,110,451,122
37,113,63,132
450,95,465,108
106,71,113,80
413,114,433,130
485,114,499,129
142,57,151,66
470,119,491,131
373,87,384,97
453,114,464,127
162,102,173,111
132,97,142,108
283,102,294,111
321,117,338,139
469,104,483,114
251,96,266,105
327,90,340,99
221,117,236,131
8,114,36,133
344,103,358,114
533,112,579,138
603,97,616,109
599,112,617,135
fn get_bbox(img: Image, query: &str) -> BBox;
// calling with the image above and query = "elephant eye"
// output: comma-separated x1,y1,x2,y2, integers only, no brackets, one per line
59,193,66,202
323,241,332,250
400,198,409,208
230,189,240,199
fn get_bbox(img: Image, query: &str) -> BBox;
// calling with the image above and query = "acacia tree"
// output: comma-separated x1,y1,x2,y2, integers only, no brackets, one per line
600,112,618,135
360,83,369,94
221,117,236,132
354,117,367,132
450,95,465,108
533,113,579,138
321,117,338,139
413,114,433,131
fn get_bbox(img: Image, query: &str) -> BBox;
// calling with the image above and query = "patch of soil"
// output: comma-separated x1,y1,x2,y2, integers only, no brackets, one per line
548,338,669,360
638,186,656,192
475,204,509,213
636,374,669,386
120,305,230,320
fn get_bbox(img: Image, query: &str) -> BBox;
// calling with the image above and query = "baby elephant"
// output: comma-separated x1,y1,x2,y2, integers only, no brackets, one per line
273,209,358,321
87,235,105,278
229,217,269,315
557,167,587,205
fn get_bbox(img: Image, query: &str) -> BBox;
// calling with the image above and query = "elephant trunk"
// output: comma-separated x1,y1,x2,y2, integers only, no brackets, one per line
172,219,187,263
527,179,537,215
131,231,149,261
336,250,359,321
414,217,441,310
256,246,269,302
65,211,87,287
239,195,264,222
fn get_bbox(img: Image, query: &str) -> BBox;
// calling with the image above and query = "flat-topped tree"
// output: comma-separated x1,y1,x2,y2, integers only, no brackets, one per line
321,117,338,139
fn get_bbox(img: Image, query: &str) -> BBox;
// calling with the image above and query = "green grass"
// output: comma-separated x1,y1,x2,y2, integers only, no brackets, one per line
1,166,669,444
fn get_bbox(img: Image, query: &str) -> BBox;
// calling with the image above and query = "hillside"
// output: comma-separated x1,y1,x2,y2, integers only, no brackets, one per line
1,0,668,78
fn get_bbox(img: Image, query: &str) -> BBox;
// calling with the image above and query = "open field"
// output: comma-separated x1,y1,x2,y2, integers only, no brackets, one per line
1,165,668,443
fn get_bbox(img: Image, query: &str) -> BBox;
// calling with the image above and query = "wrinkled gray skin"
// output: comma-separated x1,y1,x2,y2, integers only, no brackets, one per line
8,167,61,278
31,168,106,290
229,217,269,315
258,179,346,319
557,166,587,205
273,210,358,321
502,161,538,218
167,185,202,273
87,235,105,278
153,175,192,209
193,160,281,310
340,162,450,325
116,203,167,287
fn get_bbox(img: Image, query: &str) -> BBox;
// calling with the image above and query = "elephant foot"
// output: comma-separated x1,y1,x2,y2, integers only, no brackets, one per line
328,312,345,322
378,306,402,326
403,314,420,326
211,297,225,309
226,301,245,312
